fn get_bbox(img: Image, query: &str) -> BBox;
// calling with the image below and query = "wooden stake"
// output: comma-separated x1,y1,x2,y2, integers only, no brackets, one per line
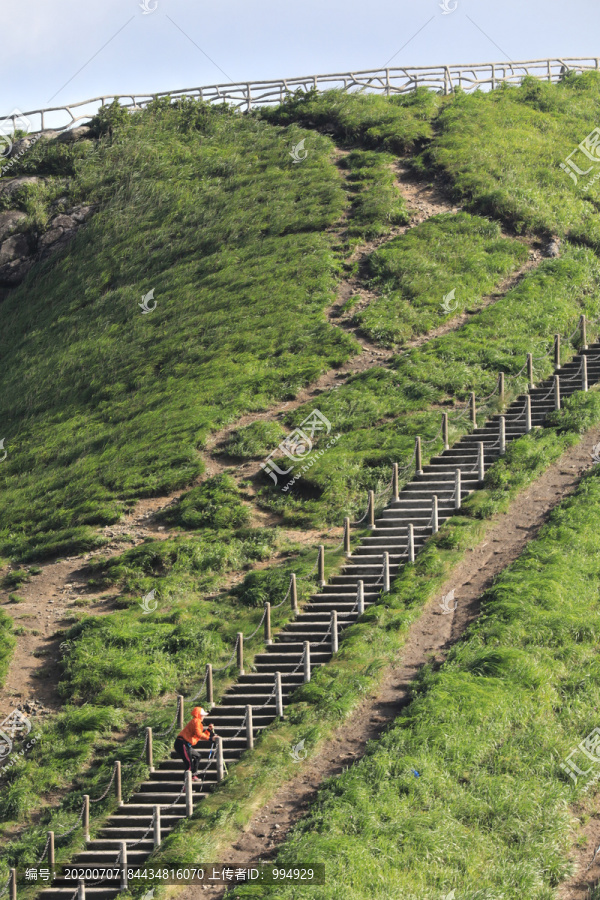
275,672,284,718
206,664,213,705
245,706,254,750
237,632,244,676
264,602,271,646
303,641,311,683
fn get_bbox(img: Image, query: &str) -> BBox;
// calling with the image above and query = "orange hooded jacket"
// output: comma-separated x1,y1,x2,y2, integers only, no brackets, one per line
177,707,211,745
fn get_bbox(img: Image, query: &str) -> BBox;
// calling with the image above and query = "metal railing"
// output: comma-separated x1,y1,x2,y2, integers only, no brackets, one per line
2,56,599,134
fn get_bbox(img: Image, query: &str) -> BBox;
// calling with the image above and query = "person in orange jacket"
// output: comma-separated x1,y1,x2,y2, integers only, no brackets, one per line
174,707,214,781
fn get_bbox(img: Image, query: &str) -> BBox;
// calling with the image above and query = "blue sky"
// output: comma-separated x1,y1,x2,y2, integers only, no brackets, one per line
2,0,600,118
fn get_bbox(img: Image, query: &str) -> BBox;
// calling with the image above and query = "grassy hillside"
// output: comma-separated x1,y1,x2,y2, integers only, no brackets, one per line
0,100,353,562
233,436,600,900
3,72,600,894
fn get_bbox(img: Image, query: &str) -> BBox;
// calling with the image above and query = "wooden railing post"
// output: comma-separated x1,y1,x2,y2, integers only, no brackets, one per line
177,695,184,730
330,611,338,654
216,736,224,782
303,641,311,683
583,355,588,392
120,842,128,891
9,869,16,900
48,831,55,866
554,334,561,370
146,727,154,773
554,375,561,410
383,552,390,592
455,469,462,510
185,770,193,816
291,574,298,614
527,352,534,389
432,495,439,534
115,761,122,805
415,436,423,475
392,464,399,501
442,412,449,450
153,805,161,849
344,517,351,556
78,880,85,900
368,491,375,529
581,313,587,349
206,663,213,705
264,602,271,646
499,372,505,406
470,392,477,428
318,545,325,587
500,416,506,455
245,706,254,750
477,442,485,481
237,632,244,676
275,672,284,718
408,524,415,563
357,580,365,615
525,395,532,433
83,794,90,843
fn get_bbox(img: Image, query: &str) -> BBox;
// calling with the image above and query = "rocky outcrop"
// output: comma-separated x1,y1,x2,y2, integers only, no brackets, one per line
0,126,96,298
0,210,26,241
0,204,96,290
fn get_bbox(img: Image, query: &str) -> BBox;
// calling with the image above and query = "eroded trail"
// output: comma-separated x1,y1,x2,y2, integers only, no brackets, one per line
179,425,600,900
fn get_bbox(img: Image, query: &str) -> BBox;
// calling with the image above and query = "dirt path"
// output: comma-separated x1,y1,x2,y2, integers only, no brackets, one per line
177,424,600,899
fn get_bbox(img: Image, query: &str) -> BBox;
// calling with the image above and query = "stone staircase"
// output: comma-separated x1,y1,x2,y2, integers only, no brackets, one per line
39,344,600,899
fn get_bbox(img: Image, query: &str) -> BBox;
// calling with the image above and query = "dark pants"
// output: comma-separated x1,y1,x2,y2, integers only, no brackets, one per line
174,737,198,774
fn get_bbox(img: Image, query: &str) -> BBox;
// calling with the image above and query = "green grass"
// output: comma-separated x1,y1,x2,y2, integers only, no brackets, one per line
1,387,597,887
15,392,590,900
230,418,600,900
259,87,441,153
338,149,409,239
258,243,600,526
0,609,15,687
416,73,600,247
356,212,529,346
0,99,354,562
156,474,251,530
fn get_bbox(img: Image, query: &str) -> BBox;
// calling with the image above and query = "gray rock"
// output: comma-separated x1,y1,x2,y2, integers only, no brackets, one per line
38,227,65,248
0,210,26,241
0,233,29,266
545,238,561,258
0,256,34,285
0,175,40,198
57,126,92,143
38,131,61,142
70,205,95,223
50,214,76,229
9,137,35,158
